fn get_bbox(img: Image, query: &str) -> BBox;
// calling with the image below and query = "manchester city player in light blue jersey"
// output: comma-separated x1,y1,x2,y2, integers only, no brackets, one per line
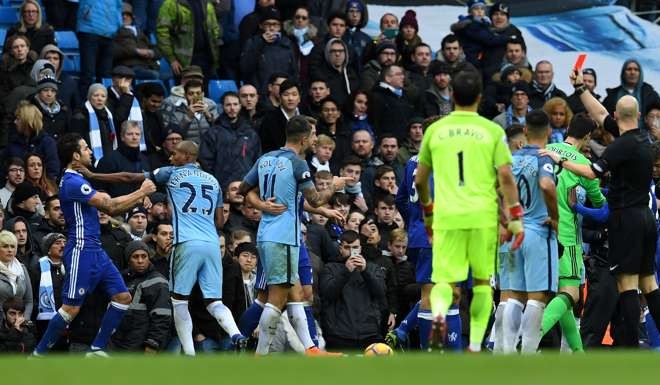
151,140,247,356
240,116,341,355
34,133,157,357
501,110,559,354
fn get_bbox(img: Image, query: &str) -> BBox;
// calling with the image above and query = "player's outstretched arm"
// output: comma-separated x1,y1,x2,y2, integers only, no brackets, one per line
88,179,157,216
72,162,147,184
571,68,608,127
303,177,347,208
538,149,597,180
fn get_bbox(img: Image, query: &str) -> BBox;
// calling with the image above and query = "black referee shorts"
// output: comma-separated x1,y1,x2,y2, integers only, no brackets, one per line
608,207,658,275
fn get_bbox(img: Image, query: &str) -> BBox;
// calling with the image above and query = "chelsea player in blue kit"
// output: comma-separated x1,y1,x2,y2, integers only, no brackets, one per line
34,133,157,356
240,116,339,355
501,110,559,354
151,141,247,355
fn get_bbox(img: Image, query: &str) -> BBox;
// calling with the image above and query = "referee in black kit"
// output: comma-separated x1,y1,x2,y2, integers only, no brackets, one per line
540,68,660,347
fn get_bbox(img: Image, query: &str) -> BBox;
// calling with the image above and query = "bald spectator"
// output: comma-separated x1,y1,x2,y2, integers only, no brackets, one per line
370,65,415,140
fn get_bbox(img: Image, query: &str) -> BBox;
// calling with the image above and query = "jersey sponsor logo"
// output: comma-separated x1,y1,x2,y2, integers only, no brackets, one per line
80,184,92,195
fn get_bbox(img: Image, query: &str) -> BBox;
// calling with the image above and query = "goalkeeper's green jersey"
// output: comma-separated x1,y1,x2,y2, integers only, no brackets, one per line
545,142,605,246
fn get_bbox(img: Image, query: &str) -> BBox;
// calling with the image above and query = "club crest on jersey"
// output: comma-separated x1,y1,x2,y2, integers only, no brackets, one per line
301,171,311,179
78,288,86,295
81,184,92,195
543,163,554,173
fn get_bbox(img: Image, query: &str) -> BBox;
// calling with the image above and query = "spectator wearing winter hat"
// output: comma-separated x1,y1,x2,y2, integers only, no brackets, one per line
481,2,524,80
310,38,358,107
421,61,453,119
494,80,532,129
240,7,298,95
148,123,184,170
359,41,397,92
397,117,425,164
344,0,371,74
395,10,422,70
239,0,276,45
482,63,531,119
308,12,350,88
450,0,513,69
40,44,81,110
27,60,70,142
147,193,169,224
7,181,42,224
566,68,601,115
106,65,148,144
126,206,149,241
112,2,161,80
111,239,171,352
3,101,59,181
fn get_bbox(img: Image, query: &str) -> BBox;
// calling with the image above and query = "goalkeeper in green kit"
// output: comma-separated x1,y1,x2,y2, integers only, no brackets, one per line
540,113,605,352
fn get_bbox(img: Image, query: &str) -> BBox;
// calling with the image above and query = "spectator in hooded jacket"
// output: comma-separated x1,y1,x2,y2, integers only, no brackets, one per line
344,1,371,73
240,7,298,95
199,92,261,191
2,0,55,56
311,38,358,107
111,240,172,352
27,61,70,142
319,230,386,350
602,59,660,130
112,2,161,80
481,2,523,79
4,101,59,181
40,44,81,110
308,12,349,86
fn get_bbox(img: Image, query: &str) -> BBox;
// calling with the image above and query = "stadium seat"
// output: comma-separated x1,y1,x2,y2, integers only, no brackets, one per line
55,30,79,51
0,6,18,27
0,28,6,53
62,54,80,74
208,79,238,103
101,77,112,88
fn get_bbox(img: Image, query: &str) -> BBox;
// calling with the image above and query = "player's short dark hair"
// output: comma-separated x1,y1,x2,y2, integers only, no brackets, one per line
286,115,312,142
58,133,83,166
151,220,173,235
340,230,360,244
441,34,460,49
2,296,25,314
330,192,350,207
652,141,660,161
525,109,550,137
566,113,597,140
375,194,395,207
375,165,395,180
184,79,203,93
221,91,239,105
451,70,482,107
506,123,525,141
341,155,362,169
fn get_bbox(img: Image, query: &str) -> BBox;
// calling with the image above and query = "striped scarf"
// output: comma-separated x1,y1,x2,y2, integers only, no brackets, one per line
37,257,62,321
85,101,117,166
127,94,147,152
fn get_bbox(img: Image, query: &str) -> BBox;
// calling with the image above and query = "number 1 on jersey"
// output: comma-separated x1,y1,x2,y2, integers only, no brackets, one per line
457,151,465,186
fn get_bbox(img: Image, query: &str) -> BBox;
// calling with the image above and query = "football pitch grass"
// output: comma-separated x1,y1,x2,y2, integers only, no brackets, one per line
2,352,658,385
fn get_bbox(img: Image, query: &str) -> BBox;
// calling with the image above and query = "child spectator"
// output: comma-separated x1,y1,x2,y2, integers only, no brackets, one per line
309,134,335,175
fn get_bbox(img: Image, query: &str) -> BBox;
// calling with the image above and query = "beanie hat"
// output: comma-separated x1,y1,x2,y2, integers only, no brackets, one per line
399,10,418,31
36,62,59,92
259,6,281,23
511,80,530,97
122,2,133,15
42,233,65,254
345,1,364,13
489,2,510,18
500,63,521,80
87,83,107,102
375,41,397,56
124,240,150,261
126,205,148,221
467,0,487,10
582,68,597,85
12,181,40,205
235,242,259,259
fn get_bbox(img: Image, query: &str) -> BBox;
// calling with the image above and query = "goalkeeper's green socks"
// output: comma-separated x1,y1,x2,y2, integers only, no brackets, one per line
558,310,584,352
541,292,571,335
469,285,493,352
430,282,453,319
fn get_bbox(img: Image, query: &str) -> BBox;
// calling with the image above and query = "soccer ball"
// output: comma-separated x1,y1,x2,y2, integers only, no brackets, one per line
364,343,394,356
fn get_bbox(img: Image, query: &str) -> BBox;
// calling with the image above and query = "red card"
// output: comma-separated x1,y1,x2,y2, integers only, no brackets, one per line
574,54,587,71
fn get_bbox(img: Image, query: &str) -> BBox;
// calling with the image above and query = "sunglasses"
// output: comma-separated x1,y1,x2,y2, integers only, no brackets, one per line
295,15,308,20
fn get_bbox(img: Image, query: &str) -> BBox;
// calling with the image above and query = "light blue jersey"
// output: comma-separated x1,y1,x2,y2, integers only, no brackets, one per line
512,145,555,235
243,147,314,246
152,164,222,245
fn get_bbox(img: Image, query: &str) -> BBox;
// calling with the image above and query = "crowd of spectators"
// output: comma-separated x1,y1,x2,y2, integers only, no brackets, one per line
0,0,659,354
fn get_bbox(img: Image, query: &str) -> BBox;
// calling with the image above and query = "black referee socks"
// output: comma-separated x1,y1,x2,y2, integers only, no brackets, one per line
619,289,640,348
645,289,660,328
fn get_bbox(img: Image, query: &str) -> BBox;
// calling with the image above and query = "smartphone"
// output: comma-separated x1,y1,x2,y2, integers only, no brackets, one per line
350,248,360,258
574,54,587,71
192,96,203,105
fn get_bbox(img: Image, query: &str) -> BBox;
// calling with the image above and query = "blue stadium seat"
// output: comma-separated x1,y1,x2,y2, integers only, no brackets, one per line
55,30,79,51
62,54,80,74
101,77,112,88
0,6,18,27
159,58,173,80
208,79,238,103
0,28,6,53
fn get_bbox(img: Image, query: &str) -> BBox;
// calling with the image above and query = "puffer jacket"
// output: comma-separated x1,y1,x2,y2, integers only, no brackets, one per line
0,263,33,321
77,0,122,38
319,254,386,342
156,0,221,69
28,92,71,142
240,33,298,93
111,265,172,351
199,114,261,191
